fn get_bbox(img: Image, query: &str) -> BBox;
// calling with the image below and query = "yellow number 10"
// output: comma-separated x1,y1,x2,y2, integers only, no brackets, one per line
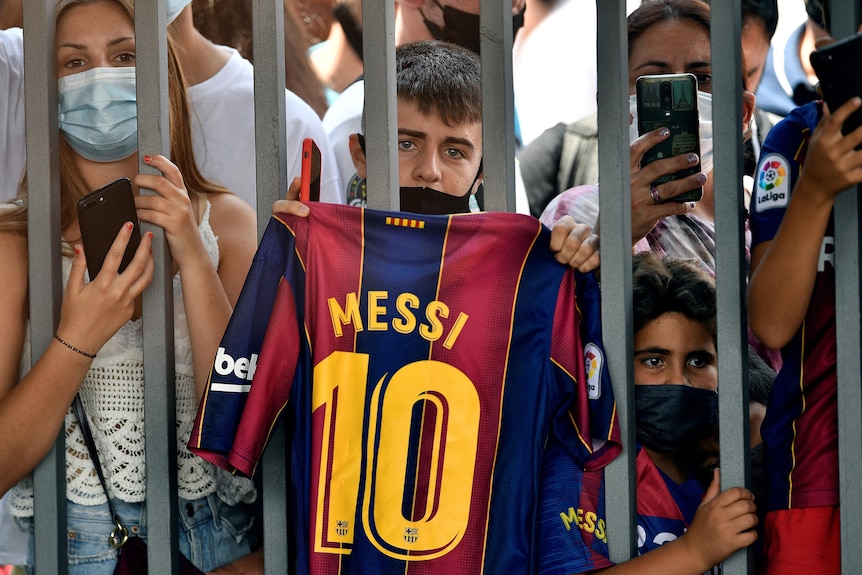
312,351,481,560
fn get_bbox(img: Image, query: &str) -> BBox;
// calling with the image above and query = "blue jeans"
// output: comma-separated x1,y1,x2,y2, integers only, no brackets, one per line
20,494,257,575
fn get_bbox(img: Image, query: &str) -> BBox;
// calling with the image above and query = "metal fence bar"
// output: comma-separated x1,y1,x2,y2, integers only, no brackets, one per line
135,2,181,574
361,0,398,211
251,1,291,571
252,0,288,234
595,0,637,562
480,0,516,213
830,0,862,570
710,1,753,574
23,1,66,573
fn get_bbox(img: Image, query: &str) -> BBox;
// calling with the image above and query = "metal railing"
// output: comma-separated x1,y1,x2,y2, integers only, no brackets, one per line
19,0,862,573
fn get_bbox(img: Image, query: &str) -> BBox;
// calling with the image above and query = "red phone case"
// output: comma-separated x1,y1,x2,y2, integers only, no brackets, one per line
300,138,321,202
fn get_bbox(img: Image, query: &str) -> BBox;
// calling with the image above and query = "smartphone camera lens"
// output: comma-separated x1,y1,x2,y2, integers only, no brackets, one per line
660,81,673,117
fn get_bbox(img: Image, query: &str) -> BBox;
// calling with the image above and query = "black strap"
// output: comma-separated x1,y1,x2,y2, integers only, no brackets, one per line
72,395,130,548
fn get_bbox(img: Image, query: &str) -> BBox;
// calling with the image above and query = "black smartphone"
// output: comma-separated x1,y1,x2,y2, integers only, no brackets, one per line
810,32,862,138
300,138,321,202
76,177,141,279
636,73,703,202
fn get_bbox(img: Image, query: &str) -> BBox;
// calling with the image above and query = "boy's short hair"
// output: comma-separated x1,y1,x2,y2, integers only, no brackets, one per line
395,40,482,128
632,252,717,343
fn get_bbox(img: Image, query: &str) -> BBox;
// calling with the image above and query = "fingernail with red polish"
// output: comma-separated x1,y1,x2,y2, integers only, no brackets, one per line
126,222,134,231
143,155,152,163
146,231,154,239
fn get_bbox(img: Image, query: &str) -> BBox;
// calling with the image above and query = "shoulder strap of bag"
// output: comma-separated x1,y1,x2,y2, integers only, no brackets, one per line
72,395,130,549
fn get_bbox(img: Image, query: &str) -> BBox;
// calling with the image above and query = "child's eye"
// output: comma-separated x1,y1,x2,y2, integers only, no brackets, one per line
641,356,663,368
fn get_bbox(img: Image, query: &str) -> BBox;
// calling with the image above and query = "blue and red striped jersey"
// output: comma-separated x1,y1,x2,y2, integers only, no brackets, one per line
189,204,620,574
750,101,839,510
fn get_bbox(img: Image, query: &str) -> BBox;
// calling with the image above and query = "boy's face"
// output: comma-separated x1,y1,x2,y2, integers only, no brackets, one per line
352,98,483,198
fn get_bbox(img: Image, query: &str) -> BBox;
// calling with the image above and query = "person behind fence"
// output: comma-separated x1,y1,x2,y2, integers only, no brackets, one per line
539,0,756,276
274,39,601,273
167,0,345,210
537,252,758,575
747,2,862,573
322,0,528,206
0,0,265,573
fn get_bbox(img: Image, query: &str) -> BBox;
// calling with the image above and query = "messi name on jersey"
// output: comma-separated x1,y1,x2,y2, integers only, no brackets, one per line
190,204,620,574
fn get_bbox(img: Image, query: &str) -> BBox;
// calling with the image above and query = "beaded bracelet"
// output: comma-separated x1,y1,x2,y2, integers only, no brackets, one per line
54,334,97,359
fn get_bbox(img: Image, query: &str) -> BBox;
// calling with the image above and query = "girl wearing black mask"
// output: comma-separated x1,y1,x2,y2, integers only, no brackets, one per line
537,252,758,575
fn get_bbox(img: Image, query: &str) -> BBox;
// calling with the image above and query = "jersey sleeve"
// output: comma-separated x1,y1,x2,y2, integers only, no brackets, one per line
550,269,621,472
188,215,303,474
750,103,818,247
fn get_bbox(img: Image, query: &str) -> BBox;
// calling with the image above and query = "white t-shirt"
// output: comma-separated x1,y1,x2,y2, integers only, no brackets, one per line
321,78,364,196
186,46,344,209
0,28,25,201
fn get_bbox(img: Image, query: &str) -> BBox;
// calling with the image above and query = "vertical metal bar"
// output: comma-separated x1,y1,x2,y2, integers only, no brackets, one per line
252,0,288,236
595,0,636,562
135,2,180,574
830,0,862,569
362,0,398,211
251,1,291,571
710,2,752,574
24,1,67,573
480,0,516,213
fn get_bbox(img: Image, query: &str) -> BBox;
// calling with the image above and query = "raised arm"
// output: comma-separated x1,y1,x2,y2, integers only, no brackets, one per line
0,226,153,495
749,98,862,349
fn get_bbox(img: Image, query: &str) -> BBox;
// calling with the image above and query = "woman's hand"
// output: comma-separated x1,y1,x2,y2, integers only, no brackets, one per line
56,224,154,355
272,177,311,217
133,154,205,267
629,128,704,243
549,215,600,273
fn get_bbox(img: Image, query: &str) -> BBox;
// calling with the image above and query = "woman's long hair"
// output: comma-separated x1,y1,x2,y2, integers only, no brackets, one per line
0,0,228,233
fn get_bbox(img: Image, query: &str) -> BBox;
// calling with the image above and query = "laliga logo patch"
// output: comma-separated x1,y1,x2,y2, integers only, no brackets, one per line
755,154,789,212
585,343,603,400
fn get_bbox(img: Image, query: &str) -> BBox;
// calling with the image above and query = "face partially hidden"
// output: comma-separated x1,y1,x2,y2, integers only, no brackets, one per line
633,311,718,391
56,1,136,78
628,18,712,95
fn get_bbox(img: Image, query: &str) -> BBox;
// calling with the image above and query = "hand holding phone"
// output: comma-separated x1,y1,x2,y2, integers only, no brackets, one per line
636,73,703,202
810,33,862,138
300,138,321,202
76,177,142,278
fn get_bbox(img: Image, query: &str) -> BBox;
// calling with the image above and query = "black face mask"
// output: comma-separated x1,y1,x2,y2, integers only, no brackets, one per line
421,0,526,55
399,186,471,215
635,385,719,453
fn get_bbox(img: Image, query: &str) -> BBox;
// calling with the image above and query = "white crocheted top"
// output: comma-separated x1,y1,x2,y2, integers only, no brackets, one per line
10,200,256,516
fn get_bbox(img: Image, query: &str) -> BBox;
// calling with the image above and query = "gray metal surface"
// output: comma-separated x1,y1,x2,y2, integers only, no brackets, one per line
595,0,637,562
251,1,291,571
361,0,399,211
134,2,181,574
830,0,862,571
24,1,67,573
479,0,516,213
710,1,753,573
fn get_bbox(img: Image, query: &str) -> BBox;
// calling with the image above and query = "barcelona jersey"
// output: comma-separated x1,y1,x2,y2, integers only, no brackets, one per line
189,204,621,574
750,101,839,510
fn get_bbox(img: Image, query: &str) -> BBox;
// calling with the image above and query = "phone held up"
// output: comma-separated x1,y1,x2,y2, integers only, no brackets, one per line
636,72,703,203
810,32,862,140
76,177,141,279
300,138,321,202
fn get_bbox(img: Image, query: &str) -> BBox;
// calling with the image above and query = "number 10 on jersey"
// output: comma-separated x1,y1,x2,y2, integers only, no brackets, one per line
312,351,482,560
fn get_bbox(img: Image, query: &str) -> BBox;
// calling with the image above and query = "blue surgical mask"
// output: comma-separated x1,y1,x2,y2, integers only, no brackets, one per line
167,0,193,24
58,67,138,163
